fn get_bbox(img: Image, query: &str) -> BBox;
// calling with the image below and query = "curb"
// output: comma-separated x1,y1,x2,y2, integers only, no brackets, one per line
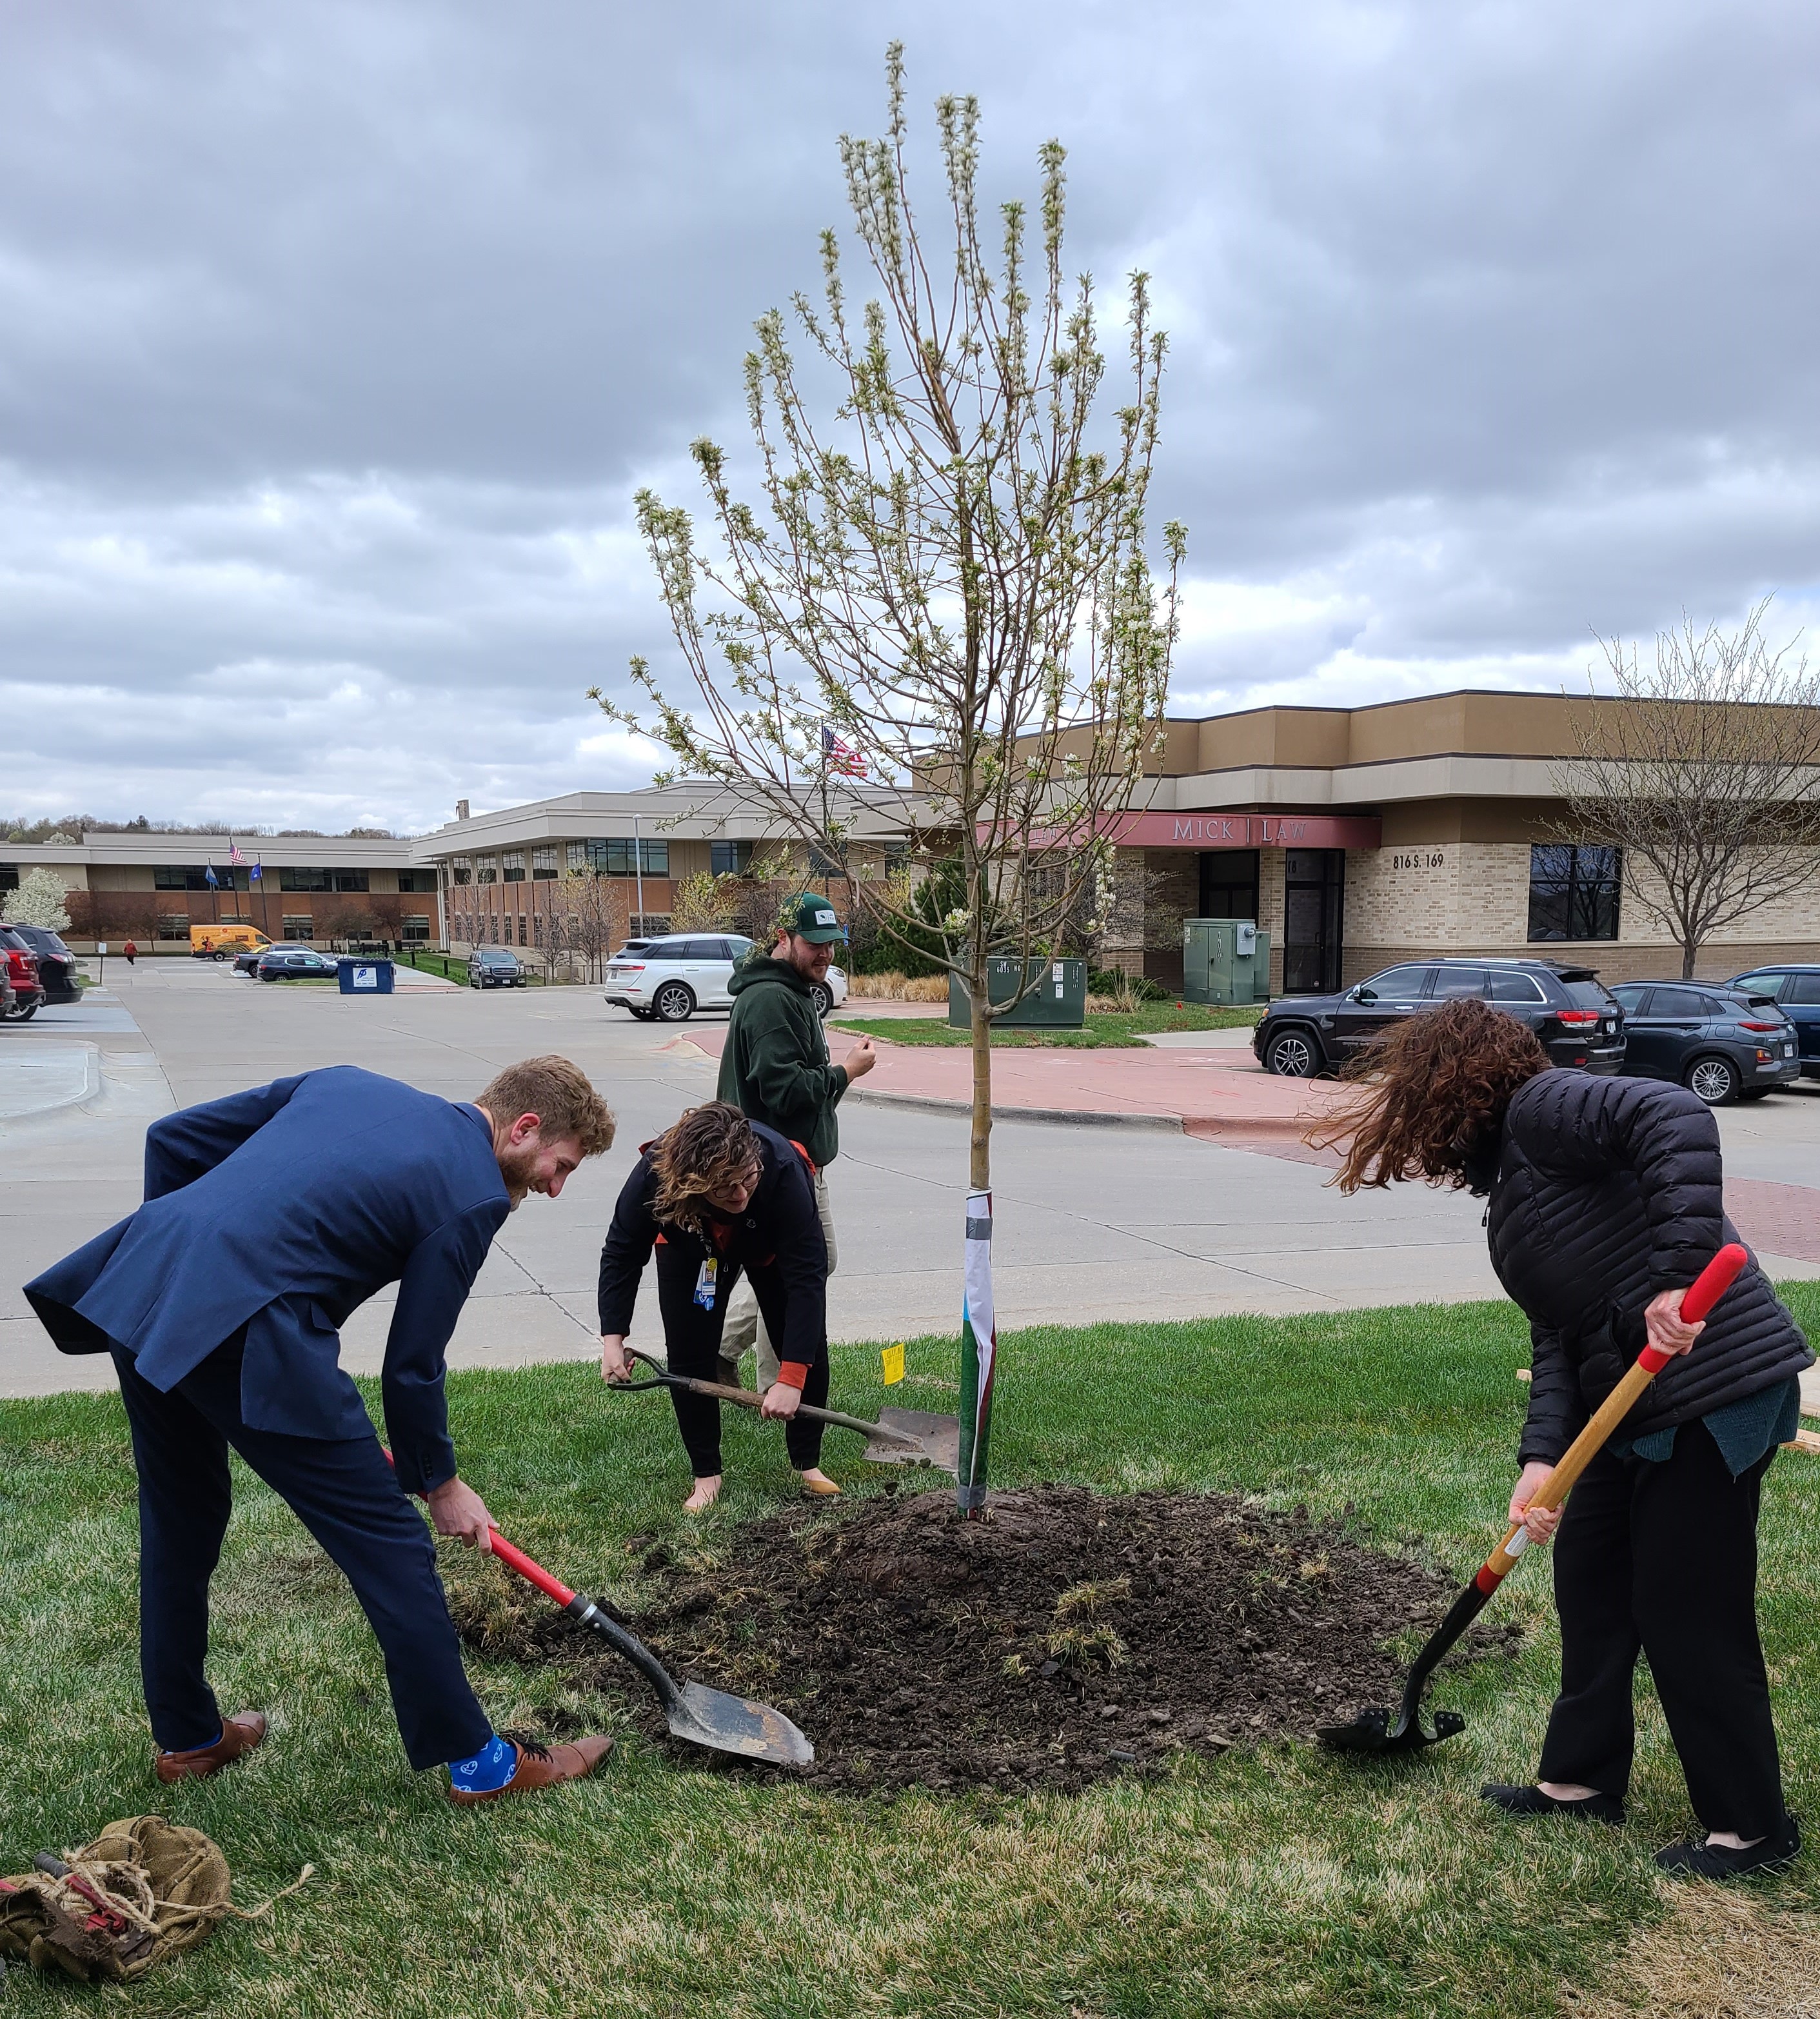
0,1041,101,1123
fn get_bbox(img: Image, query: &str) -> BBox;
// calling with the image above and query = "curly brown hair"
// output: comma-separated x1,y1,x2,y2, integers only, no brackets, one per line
475,1055,616,1157
649,1102,762,1233
1314,997,1549,1195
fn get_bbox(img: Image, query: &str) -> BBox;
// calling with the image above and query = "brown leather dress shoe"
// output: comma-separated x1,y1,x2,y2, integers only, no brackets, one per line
447,1735,613,1805
155,1710,268,1784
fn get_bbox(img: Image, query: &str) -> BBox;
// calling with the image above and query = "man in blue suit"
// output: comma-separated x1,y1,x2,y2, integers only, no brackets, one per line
25,1054,617,1805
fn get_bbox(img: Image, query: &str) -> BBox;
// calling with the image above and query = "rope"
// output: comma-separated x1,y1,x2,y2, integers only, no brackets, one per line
45,1851,313,1936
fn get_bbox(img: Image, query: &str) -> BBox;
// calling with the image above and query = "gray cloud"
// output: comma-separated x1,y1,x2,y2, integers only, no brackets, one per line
4,1,1819,828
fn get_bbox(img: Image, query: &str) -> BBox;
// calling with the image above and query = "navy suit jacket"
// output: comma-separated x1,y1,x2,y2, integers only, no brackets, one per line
23,1066,510,1493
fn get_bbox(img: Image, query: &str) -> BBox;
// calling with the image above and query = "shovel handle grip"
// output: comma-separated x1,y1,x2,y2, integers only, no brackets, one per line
1485,1243,1748,1580
380,1448,577,1606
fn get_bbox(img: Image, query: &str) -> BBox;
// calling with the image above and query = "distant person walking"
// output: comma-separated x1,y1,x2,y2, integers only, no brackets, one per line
716,893,875,1389
123,939,137,967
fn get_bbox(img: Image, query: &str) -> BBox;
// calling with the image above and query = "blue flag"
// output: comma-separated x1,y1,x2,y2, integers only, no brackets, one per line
250,859,262,882
204,862,219,890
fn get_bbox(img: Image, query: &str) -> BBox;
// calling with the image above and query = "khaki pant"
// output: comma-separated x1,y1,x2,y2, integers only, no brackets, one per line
720,1167,837,1388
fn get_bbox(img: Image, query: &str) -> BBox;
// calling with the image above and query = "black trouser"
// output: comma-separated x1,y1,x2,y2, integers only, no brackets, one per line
1537,1418,1785,1838
112,1334,491,1772
654,1242,828,1475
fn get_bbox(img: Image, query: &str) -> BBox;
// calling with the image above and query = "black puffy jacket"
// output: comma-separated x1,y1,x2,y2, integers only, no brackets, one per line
1481,1070,1812,1466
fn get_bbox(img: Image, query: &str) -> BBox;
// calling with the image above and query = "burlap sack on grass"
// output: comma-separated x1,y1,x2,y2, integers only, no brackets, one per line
0,1814,272,1984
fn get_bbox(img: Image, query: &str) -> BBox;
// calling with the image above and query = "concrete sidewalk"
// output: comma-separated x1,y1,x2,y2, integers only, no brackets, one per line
691,1023,1351,1146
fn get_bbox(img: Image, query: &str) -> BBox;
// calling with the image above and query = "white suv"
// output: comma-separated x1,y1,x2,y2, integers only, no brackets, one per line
604,935,848,1022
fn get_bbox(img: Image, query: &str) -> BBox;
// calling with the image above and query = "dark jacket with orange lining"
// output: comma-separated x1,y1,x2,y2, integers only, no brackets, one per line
596,1119,828,1386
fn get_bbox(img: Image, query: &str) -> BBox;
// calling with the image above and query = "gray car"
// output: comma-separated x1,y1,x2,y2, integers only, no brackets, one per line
1607,981,1799,1105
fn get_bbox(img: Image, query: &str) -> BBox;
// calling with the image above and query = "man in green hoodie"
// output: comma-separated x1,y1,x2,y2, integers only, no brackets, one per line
717,892,876,1389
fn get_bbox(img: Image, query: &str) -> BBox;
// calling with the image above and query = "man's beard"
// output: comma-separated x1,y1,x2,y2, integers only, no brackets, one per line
497,1142,537,1207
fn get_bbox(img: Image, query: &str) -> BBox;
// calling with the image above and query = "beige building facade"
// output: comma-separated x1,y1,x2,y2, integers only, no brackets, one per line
1091,690,1820,992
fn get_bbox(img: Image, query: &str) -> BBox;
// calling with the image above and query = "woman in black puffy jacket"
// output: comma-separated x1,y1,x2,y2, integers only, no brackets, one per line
1329,997,1811,1878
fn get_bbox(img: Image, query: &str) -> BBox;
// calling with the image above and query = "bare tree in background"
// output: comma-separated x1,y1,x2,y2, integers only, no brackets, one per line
1552,601,1820,979
594,45,1183,1510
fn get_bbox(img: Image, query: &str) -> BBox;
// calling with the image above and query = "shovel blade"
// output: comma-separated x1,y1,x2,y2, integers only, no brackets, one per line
1318,1706,1467,1755
669,1680,815,1767
863,1409,962,1477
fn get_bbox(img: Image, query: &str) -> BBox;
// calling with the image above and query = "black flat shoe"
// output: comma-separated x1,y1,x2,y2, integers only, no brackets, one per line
1656,1813,1801,1880
1481,1783,1626,1825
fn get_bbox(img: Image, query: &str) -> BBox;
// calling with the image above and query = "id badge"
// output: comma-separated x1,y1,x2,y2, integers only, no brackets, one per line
693,1258,718,1310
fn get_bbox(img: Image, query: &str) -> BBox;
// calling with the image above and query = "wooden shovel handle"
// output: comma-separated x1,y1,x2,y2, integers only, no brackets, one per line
624,1348,918,1445
1485,1243,1748,1576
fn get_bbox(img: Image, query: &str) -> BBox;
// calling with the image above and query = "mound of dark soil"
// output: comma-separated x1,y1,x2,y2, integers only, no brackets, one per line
454,1485,1520,1793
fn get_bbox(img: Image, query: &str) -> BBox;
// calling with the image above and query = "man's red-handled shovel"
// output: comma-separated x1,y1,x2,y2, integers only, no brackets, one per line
388,1455,813,1767
1319,1242,1750,1758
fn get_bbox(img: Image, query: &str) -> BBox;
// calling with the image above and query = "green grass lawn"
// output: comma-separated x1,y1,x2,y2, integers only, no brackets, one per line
4,1291,1819,2016
837,1002,1265,1049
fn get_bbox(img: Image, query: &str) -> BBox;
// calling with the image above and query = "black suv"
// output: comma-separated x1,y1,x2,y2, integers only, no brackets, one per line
1,922,79,1003
468,947,527,989
1607,981,1799,1106
1254,957,1627,1077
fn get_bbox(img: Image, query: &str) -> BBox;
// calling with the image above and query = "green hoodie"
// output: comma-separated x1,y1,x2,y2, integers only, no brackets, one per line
718,954,847,1167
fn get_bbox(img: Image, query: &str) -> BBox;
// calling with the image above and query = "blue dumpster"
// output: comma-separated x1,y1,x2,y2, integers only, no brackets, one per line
337,958,395,995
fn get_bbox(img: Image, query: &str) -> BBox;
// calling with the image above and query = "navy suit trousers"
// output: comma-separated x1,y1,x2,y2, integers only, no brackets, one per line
112,1335,491,1771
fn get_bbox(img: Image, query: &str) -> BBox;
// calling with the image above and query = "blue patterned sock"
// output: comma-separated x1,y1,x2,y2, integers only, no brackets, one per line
448,1732,517,1793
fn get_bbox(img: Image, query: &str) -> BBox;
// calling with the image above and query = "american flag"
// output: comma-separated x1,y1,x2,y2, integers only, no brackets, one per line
821,724,866,777
228,837,244,864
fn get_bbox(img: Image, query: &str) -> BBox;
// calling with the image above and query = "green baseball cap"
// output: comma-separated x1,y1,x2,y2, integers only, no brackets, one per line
778,892,847,944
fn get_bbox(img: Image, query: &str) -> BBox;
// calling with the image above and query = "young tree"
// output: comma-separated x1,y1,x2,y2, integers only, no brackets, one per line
2,868,73,933
597,48,1183,1509
1554,602,1820,978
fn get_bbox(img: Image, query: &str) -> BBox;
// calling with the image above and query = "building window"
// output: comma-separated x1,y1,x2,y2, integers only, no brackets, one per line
451,857,472,886
883,843,909,878
0,863,17,893
517,914,528,945
282,916,315,941
567,840,588,871
476,860,497,884
711,840,755,877
532,846,558,880
154,865,211,891
1528,845,1622,942
401,915,430,943
584,837,668,877
332,870,369,893
397,869,437,893
807,844,843,878
1199,848,1260,922
632,913,671,937
157,913,190,940
279,866,331,893
502,851,526,884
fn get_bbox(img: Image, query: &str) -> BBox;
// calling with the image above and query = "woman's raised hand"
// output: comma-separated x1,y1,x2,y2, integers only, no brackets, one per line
1644,1288,1705,1359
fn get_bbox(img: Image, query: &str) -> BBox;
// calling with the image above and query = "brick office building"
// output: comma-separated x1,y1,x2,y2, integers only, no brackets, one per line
0,833,441,951
1080,690,1820,992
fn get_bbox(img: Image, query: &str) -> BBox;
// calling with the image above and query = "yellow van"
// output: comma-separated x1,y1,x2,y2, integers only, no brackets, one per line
190,924,272,960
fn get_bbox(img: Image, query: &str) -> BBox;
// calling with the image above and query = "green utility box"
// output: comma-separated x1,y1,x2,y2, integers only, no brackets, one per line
1181,919,1271,1006
947,956,1088,1029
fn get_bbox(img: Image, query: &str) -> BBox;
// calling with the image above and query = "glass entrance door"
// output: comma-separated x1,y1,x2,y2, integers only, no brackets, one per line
1283,849,1345,995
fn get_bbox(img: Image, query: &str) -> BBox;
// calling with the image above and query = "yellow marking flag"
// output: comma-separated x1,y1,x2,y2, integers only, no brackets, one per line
881,1343,905,1386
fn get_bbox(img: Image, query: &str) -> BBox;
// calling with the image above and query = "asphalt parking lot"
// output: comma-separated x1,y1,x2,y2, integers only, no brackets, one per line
3,958,1817,1398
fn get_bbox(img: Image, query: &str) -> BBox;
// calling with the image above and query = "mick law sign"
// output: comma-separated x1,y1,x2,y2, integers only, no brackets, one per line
1008,811,1383,851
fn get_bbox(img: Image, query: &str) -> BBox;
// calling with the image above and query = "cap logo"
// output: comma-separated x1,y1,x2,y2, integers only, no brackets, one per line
813,909,835,925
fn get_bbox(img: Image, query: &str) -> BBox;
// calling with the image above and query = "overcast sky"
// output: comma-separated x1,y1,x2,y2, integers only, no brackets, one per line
4,1,1819,833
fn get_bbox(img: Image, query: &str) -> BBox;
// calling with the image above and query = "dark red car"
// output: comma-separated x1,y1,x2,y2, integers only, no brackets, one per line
0,924,45,1021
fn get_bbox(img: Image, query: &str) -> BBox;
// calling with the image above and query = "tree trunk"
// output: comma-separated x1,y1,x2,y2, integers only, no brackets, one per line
1682,939,1697,980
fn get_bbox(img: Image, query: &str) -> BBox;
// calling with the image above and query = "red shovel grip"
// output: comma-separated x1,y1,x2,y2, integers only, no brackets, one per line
1636,1242,1748,1373
381,1448,577,1607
